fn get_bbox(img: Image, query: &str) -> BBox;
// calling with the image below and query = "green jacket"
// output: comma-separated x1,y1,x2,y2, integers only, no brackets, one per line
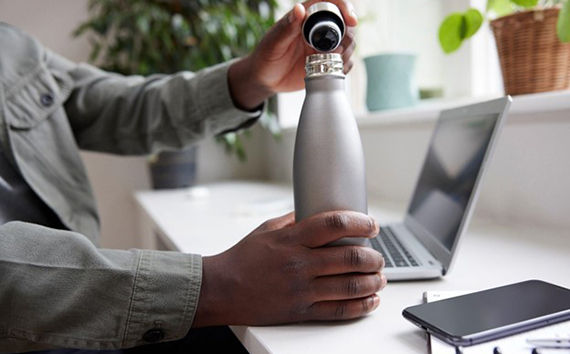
0,23,260,352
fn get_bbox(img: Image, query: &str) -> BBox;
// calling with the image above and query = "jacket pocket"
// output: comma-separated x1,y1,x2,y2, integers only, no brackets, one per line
5,64,72,129
5,64,87,188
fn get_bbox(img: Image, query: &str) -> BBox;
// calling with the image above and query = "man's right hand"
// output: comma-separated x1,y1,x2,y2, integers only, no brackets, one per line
192,211,387,327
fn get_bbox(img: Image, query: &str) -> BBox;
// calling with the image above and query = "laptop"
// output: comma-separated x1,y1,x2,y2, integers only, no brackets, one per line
370,96,512,280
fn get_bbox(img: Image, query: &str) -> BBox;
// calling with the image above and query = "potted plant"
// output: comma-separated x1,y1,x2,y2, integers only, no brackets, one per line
75,0,279,188
439,0,570,95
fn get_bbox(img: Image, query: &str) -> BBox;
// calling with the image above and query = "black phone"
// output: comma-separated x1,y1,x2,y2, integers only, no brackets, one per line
402,280,570,347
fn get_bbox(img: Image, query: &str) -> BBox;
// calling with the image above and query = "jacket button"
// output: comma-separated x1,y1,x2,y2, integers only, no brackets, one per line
40,93,54,107
142,329,164,343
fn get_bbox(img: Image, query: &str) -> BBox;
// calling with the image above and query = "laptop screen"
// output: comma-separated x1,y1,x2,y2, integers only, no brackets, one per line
407,113,499,250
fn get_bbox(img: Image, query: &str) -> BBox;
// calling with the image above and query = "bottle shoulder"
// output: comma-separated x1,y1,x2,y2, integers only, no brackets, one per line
304,75,346,91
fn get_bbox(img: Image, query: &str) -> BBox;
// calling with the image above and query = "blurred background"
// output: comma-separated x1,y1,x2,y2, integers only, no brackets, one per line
1,0,568,250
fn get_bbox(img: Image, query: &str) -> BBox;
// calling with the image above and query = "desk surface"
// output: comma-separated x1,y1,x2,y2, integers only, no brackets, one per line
135,181,570,354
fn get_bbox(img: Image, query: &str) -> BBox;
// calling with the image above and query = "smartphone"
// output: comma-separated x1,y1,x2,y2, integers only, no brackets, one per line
402,280,570,347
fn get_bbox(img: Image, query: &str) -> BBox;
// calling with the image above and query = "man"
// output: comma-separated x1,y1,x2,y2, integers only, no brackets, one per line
0,1,386,353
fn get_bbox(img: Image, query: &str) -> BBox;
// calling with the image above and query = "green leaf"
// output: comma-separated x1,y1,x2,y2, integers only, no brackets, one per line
558,0,570,42
89,40,102,62
439,13,465,54
224,132,236,147
235,137,247,162
509,0,539,8
136,17,150,34
463,9,484,39
74,0,280,162
487,0,515,17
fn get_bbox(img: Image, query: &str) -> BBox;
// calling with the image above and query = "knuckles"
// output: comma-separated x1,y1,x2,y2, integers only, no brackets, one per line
346,277,363,297
334,302,349,320
275,228,297,247
344,274,382,297
325,212,351,232
319,211,377,236
258,220,275,232
343,247,384,272
327,213,349,231
344,247,365,268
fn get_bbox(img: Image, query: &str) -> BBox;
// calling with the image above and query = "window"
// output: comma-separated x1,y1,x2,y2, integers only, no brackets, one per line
275,0,503,128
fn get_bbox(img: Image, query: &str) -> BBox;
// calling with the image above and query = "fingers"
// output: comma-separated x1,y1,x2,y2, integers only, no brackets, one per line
302,0,358,27
258,0,357,60
331,23,355,73
292,211,379,248
343,60,354,75
260,4,305,55
306,294,380,321
338,28,355,62
310,246,384,276
309,273,386,301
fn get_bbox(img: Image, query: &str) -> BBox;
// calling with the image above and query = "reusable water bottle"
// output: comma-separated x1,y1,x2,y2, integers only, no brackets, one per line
293,53,369,247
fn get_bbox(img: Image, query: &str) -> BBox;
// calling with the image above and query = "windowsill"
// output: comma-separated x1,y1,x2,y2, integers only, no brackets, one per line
277,90,570,133
355,90,570,128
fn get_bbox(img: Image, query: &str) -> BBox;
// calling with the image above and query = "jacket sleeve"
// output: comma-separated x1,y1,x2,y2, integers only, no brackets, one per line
46,51,261,155
0,222,202,353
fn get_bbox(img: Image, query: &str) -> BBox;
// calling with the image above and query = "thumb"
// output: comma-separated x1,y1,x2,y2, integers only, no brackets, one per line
262,4,306,54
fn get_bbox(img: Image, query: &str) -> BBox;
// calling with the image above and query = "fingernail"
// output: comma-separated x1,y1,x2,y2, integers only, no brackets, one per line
371,218,379,235
373,294,380,309
287,8,295,23
289,5,299,24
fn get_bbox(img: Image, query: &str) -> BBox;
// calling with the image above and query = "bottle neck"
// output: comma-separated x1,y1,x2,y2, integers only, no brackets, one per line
304,53,344,78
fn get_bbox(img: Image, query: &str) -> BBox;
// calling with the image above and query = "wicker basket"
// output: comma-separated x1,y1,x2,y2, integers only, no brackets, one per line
490,8,570,95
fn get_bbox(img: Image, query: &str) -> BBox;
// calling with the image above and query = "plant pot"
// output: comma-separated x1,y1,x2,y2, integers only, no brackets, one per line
364,53,419,111
149,147,198,189
491,8,570,96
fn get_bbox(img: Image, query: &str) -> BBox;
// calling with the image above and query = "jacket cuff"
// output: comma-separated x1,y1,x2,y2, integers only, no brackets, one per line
122,250,202,347
196,60,263,135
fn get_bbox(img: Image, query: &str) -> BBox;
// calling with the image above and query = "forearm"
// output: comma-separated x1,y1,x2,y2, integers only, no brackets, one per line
47,51,262,156
228,56,274,111
0,222,201,352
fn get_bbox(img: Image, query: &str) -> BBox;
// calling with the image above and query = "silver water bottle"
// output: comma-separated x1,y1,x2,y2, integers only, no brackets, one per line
293,53,369,247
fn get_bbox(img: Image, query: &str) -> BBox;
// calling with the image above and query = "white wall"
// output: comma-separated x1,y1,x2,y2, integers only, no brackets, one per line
440,0,504,99
354,0,444,89
0,0,267,249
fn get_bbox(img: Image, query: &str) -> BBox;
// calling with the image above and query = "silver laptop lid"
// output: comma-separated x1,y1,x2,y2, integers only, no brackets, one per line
404,96,512,275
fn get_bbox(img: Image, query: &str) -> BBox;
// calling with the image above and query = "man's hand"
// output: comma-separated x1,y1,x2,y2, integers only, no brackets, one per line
228,0,357,110
193,211,387,327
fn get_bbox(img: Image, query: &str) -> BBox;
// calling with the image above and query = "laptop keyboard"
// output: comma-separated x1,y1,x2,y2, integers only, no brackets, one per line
370,227,419,268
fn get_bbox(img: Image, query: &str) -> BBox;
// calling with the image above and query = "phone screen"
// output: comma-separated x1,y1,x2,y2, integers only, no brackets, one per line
403,280,570,346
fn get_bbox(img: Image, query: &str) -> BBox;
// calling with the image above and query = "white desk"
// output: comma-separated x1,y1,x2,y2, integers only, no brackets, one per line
135,181,570,354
